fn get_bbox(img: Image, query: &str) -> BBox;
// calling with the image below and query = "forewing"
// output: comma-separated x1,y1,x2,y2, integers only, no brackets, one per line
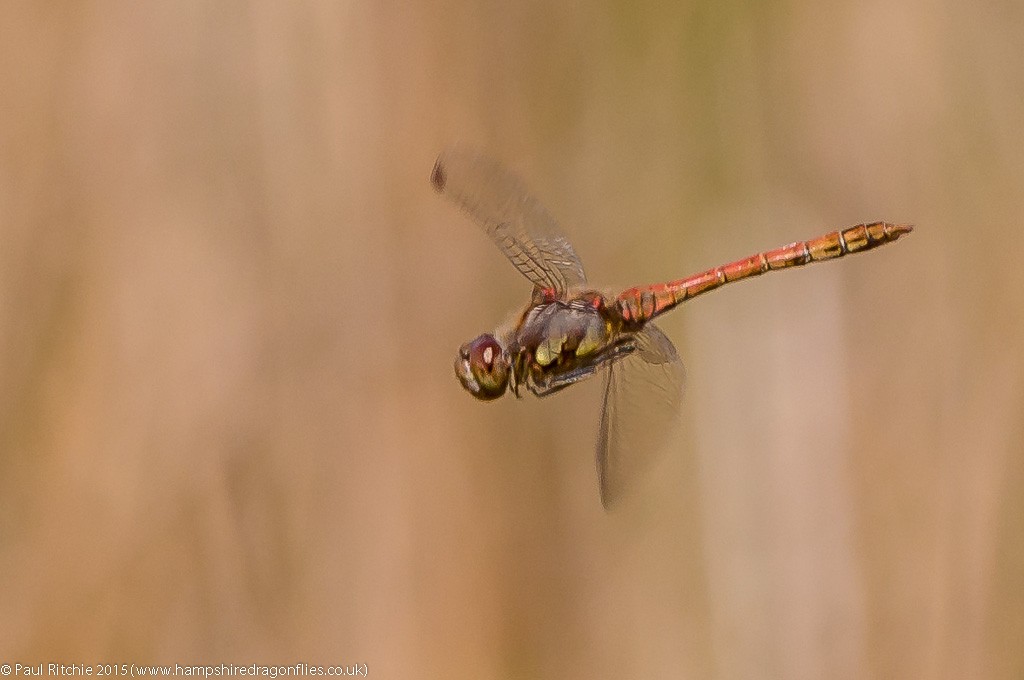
596,323,685,509
431,147,587,294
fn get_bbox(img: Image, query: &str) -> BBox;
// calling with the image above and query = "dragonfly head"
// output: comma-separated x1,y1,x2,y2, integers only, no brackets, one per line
455,333,510,400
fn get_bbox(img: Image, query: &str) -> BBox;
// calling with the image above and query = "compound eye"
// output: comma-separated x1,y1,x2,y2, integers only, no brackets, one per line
471,335,499,369
454,334,509,400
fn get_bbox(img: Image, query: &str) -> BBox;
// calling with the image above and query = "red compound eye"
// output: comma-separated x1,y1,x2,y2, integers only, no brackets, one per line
454,334,510,400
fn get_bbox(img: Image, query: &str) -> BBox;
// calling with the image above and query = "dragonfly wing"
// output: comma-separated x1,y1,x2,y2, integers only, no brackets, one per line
431,147,587,294
596,323,685,509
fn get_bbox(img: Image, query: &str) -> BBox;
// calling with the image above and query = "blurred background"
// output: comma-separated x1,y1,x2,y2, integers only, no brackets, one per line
1,1,1022,678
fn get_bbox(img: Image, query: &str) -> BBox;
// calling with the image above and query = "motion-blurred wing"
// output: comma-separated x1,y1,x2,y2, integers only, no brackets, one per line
596,323,685,509
431,146,587,295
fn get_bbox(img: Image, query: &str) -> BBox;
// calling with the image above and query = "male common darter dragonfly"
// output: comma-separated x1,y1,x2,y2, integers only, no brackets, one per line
432,147,912,508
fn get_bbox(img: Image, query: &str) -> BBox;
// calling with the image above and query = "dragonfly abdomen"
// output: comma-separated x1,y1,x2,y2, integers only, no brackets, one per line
616,221,913,325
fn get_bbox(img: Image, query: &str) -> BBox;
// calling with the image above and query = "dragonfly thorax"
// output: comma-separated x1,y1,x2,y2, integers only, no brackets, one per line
509,299,619,396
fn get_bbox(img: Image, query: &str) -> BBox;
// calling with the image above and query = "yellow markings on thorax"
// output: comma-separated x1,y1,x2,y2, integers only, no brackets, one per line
532,316,610,368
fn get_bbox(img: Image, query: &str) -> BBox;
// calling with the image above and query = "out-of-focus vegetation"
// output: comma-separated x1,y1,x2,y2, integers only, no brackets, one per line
1,2,1021,678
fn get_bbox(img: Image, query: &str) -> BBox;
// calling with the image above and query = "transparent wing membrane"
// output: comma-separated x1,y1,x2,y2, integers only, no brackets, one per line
432,147,587,294
597,324,685,509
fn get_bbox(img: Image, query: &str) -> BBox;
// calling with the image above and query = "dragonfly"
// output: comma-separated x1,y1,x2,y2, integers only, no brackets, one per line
432,147,912,508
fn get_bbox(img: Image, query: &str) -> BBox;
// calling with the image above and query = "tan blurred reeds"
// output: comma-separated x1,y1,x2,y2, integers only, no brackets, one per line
0,2,1022,679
